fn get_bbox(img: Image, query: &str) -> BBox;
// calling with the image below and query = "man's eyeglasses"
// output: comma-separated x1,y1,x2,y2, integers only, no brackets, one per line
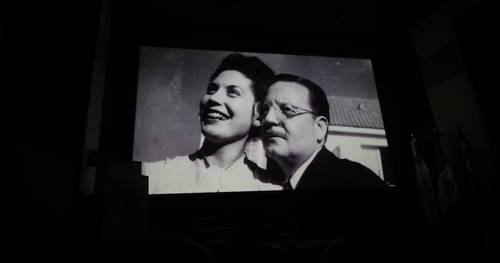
257,103,320,121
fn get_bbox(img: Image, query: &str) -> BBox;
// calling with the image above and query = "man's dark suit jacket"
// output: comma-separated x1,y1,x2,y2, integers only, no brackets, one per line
294,147,387,190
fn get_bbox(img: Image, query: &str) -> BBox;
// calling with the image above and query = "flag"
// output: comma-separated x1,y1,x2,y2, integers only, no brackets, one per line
410,134,440,224
456,124,487,197
436,162,459,216
431,129,460,217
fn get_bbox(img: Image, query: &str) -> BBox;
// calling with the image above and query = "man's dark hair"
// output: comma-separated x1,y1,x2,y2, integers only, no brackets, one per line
272,74,330,122
210,53,275,102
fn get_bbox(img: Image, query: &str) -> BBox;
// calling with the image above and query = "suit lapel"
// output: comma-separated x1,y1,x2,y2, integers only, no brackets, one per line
295,147,335,190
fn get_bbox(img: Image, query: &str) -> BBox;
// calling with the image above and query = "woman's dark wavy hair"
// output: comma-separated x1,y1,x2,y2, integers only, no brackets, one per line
209,53,275,102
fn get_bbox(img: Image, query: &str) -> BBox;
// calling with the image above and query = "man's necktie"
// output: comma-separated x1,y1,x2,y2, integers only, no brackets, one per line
283,181,293,190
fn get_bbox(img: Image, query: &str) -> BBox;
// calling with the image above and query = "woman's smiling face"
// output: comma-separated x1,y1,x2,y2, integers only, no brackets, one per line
199,70,256,144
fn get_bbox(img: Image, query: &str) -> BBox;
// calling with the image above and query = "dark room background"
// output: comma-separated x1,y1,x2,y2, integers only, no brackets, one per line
7,0,497,259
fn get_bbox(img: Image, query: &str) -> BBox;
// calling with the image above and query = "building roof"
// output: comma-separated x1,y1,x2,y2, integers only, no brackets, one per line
327,96,385,129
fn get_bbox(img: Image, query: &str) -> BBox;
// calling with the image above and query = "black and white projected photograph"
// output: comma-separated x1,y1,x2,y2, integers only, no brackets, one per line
134,47,393,194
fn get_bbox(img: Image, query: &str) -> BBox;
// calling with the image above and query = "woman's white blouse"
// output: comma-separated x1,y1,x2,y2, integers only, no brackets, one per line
142,145,282,194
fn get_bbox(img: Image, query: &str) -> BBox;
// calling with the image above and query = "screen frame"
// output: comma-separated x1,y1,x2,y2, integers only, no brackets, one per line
97,38,413,239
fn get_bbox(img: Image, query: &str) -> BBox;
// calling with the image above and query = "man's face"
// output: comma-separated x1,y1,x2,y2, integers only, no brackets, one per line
200,70,256,144
261,81,321,164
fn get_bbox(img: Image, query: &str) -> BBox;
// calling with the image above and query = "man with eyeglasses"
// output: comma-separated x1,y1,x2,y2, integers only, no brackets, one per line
260,74,386,190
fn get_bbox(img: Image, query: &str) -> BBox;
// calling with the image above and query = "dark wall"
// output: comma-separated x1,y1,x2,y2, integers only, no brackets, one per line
8,1,101,244
453,3,499,174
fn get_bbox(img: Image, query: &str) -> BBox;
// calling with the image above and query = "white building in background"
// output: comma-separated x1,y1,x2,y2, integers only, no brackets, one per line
324,96,389,180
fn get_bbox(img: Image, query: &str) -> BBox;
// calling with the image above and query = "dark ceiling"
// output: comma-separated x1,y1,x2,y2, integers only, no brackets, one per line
109,0,449,57
124,0,448,34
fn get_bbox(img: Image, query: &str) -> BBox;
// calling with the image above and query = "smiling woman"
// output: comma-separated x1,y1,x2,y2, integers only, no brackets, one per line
200,70,255,146
141,53,283,194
